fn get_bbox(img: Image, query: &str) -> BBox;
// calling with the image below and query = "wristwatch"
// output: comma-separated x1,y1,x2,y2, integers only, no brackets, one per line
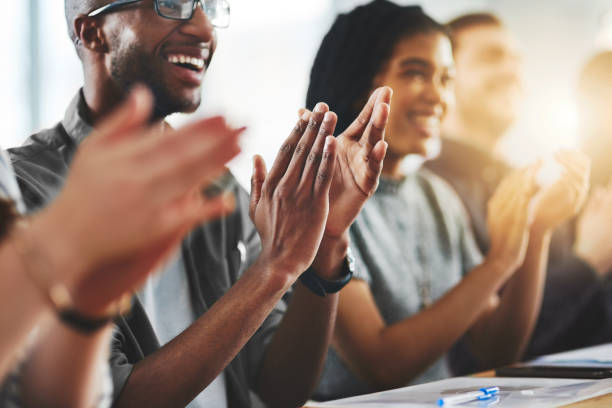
299,247,355,297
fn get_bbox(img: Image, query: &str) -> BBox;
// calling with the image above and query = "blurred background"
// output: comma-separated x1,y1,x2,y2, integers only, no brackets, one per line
2,0,612,188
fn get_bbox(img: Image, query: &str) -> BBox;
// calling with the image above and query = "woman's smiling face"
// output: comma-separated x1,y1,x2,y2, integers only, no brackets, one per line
375,32,455,159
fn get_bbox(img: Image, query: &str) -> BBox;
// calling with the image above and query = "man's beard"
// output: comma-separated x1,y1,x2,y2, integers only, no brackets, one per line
110,44,200,120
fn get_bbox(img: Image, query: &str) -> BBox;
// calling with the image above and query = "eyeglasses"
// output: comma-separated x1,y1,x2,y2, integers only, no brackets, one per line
87,0,230,28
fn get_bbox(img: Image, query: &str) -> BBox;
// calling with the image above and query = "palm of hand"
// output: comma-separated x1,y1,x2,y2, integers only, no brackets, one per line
532,181,574,229
326,136,378,238
324,87,391,238
532,151,590,231
255,193,330,273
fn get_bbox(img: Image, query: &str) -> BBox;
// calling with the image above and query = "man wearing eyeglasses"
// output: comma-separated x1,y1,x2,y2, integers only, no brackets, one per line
9,1,392,408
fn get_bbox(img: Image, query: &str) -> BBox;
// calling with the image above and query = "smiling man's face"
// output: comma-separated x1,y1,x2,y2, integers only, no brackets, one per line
102,0,216,118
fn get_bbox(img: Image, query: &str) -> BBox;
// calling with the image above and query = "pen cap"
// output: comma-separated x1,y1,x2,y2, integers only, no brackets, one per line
480,386,500,395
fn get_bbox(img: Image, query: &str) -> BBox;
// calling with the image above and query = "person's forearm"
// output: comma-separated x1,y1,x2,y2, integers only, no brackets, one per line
344,260,512,389
0,241,48,381
256,236,346,408
112,258,294,408
21,323,113,408
470,227,551,366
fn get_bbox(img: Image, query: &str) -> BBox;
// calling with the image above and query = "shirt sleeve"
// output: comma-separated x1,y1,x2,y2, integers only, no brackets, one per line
0,149,25,213
347,221,373,284
108,324,136,401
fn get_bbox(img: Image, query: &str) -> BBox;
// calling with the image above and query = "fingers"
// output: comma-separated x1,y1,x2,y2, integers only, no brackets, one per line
264,112,312,192
342,87,392,144
555,150,591,171
365,139,389,185
145,120,244,205
363,90,392,149
250,155,267,221
190,192,236,226
159,190,236,236
92,85,153,144
341,88,380,140
554,151,591,209
284,103,329,185
489,167,535,214
314,137,338,197
299,111,337,192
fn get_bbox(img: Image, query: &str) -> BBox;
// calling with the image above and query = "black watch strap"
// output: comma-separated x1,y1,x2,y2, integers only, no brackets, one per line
300,248,355,297
58,308,116,334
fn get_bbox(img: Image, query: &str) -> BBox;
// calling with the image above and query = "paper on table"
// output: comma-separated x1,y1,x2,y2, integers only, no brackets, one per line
531,342,612,367
306,376,612,408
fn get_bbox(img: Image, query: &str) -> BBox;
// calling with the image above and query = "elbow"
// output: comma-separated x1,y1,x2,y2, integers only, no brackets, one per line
356,355,413,392
472,334,526,369
256,378,312,408
258,390,310,408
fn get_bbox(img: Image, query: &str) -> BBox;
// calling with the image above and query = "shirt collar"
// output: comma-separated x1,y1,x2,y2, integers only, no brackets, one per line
61,89,95,145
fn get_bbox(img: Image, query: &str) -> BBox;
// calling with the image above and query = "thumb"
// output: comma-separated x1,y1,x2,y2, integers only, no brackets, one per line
249,155,267,221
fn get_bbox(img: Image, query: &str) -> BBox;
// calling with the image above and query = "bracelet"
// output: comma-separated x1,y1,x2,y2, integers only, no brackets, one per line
10,218,122,334
299,247,355,297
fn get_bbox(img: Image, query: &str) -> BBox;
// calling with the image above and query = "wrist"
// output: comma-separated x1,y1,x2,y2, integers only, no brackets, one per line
10,217,121,333
530,220,554,238
312,233,350,280
248,252,298,295
481,254,517,279
529,223,554,245
28,210,87,290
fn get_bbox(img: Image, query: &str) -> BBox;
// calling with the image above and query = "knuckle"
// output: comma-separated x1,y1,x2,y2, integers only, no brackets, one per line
293,121,305,135
274,183,292,200
317,170,329,182
308,150,322,163
294,143,308,156
307,119,320,131
357,114,368,126
280,142,294,155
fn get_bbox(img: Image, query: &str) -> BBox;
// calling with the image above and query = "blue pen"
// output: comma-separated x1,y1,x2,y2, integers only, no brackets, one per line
437,386,500,406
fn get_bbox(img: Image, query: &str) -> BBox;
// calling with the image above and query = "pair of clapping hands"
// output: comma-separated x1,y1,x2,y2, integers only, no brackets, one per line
30,86,392,318
486,151,591,272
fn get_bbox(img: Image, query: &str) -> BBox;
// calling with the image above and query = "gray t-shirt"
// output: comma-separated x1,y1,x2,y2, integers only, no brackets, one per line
137,253,228,407
315,169,483,401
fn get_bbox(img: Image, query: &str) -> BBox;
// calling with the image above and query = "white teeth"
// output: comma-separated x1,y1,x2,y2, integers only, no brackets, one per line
166,54,205,70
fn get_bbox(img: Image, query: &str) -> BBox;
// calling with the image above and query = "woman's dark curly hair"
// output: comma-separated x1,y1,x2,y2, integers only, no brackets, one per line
306,0,449,134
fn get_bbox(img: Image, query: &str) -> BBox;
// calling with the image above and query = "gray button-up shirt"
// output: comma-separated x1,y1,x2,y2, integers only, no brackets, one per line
9,90,283,408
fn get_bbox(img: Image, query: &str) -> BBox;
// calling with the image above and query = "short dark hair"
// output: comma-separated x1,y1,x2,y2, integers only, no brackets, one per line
578,51,612,104
306,0,449,134
446,13,503,50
